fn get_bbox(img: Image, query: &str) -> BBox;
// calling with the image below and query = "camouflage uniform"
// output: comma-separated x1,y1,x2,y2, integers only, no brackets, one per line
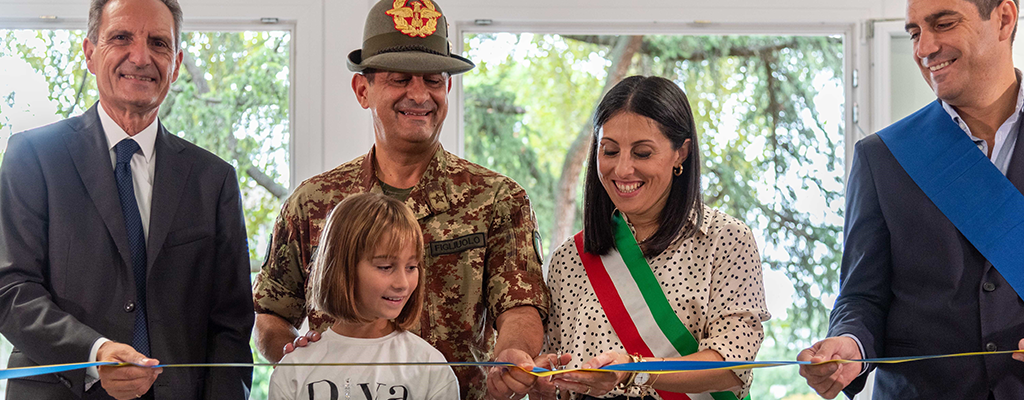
253,146,550,400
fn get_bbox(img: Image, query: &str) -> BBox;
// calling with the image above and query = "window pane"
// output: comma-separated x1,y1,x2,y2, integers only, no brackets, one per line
463,33,845,399
0,29,290,399
168,31,291,268
889,36,934,123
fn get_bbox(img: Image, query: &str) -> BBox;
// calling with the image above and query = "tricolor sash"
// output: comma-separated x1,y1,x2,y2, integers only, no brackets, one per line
574,212,745,400
876,100,1024,297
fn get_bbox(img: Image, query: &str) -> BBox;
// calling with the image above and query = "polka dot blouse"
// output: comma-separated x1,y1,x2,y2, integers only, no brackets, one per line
543,205,771,399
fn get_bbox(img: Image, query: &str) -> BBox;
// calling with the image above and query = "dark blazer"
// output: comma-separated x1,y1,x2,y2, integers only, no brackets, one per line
829,103,1024,399
0,105,254,399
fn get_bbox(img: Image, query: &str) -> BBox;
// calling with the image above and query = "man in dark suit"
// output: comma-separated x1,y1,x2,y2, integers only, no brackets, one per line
0,0,253,398
798,0,1024,398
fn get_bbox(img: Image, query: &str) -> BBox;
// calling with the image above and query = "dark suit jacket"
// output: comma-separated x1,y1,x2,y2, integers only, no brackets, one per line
829,103,1024,399
0,105,254,399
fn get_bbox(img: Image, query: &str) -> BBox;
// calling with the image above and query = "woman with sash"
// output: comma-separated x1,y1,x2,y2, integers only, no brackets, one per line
533,76,770,400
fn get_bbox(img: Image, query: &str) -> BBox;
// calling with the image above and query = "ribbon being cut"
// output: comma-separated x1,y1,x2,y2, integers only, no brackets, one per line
3,350,1024,382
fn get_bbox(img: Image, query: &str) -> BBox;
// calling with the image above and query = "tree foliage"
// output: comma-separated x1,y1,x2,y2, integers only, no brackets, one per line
0,30,95,118
464,83,558,244
162,31,291,259
655,35,846,332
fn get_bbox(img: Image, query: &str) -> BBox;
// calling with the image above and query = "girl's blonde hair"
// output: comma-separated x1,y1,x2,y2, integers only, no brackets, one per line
308,192,424,330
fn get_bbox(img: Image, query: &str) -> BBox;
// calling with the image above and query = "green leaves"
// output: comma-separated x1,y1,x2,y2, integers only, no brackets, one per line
161,31,291,261
1,30,96,118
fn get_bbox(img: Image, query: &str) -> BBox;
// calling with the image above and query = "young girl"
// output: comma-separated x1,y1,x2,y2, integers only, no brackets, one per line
268,193,459,400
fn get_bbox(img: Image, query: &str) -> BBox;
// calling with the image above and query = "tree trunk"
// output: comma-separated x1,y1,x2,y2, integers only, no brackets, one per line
546,35,643,258
181,52,289,199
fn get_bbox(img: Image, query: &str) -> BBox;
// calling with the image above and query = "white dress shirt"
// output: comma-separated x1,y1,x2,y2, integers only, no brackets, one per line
940,70,1023,176
86,102,160,386
98,101,158,240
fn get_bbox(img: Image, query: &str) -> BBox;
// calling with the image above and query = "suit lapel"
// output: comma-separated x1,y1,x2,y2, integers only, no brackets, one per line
1007,117,1024,193
146,125,191,270
63,105,134,270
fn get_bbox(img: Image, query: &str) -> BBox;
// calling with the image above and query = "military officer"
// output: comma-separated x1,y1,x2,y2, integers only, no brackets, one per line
251,1,550,399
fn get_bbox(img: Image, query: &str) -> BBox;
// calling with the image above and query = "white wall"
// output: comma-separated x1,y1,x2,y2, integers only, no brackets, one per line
1,0,919,185
881,0,912,19
441,0,882,23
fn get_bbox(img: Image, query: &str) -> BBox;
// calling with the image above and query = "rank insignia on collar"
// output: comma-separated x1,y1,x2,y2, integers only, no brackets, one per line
386,0,442,38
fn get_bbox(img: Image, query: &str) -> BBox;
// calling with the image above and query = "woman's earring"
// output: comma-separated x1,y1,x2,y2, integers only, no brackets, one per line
673,165,683,176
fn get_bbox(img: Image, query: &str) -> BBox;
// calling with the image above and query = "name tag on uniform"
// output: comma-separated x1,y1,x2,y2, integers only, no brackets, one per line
429,233,486,256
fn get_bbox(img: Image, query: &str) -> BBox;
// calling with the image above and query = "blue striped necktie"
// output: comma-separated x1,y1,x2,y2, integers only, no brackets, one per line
114,139,150,357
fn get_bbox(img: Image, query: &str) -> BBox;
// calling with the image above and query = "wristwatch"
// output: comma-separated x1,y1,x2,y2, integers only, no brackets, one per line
615,353,642,392
633,372,650,386
616,353,654,396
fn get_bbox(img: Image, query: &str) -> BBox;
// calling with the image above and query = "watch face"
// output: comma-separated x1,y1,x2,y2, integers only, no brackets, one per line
634,372,650,385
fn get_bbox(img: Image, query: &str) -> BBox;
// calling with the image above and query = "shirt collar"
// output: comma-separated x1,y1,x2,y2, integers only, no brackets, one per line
97,101,159,162
940,68,1024,137
359,145,451,219
618,203,711,243
694,203,712,236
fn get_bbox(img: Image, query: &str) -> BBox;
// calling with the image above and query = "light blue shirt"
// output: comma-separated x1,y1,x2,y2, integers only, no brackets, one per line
939,70,1022,176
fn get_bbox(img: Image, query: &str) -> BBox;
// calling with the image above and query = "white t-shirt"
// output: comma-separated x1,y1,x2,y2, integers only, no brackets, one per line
269,329,459,400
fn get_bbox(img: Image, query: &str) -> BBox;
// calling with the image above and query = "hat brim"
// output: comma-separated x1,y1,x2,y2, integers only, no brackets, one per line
347,49,475,75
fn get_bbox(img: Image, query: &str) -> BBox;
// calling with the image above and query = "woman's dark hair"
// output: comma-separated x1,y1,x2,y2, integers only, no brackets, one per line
582,75,703,257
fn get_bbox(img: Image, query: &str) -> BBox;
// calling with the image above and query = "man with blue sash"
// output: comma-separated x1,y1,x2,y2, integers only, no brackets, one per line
798,0,1024,398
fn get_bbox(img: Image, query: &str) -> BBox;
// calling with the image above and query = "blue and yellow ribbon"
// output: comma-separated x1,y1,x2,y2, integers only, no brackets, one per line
0,361,120,380
3,350,1023,381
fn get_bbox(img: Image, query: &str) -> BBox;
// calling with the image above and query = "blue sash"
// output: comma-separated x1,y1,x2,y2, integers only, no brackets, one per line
876,100,1024,296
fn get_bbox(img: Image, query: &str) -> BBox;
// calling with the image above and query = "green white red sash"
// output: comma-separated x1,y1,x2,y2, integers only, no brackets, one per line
574,212,743,400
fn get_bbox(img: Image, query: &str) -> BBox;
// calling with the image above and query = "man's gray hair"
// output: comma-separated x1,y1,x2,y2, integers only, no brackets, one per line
87,0,183,50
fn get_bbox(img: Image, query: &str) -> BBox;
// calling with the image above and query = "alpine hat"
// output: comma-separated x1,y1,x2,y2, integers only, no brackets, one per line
347,0,475,75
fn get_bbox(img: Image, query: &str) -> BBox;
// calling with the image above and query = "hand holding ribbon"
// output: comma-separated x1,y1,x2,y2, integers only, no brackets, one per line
6,348,1024,387
797,336,863,399
549,350,629,397
96,341,162,400
487,348,538,400
528,353,572,400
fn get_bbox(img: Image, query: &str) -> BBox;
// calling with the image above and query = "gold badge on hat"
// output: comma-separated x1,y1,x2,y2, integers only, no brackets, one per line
386,0,442,38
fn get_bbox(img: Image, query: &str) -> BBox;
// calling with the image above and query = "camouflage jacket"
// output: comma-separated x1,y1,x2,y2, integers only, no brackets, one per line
253,146,550,400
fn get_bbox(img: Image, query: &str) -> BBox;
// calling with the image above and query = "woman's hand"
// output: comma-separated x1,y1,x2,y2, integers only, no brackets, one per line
528,353,573,400
488,351,574,400
551,351,631,397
